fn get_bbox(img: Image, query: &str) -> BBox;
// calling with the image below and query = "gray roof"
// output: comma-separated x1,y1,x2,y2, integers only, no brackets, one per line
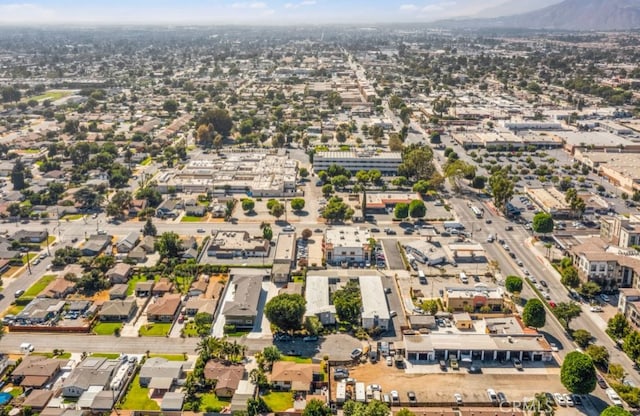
139,357,184,381
117,232,139,249
62,357,120,392
98,298,136,317
359,276,389,320
222,274,262,317
161,392,185,411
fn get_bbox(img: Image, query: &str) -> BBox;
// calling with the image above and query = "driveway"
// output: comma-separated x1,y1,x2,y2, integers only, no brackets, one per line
381,238,405,270
246,280,278,339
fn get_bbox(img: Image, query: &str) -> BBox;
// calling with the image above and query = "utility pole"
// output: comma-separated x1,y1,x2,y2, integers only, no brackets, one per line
26,248,31,275
46,229,50,256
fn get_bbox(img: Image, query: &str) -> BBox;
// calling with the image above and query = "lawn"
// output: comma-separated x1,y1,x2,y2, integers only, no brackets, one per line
140,156,152,166
23,274,57,297
43,235,56,246
4,305,25,316
21,253,37,265
139,323,172,337
127,274,150,295
182,321,199,337
29,90,72,101
200,393,230,412
33,352,71,359
261,391,293,412
280,355,312,364
149,353,186,361
225,329,251,337
121,375,160,411
92,322,122,335
181,215,205,222
61,214,83,221
91,353,121,359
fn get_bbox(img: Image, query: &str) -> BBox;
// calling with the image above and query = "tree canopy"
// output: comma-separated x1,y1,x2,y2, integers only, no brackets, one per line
264,294,306,332
522,298,546,328
532,212,554,234
601,406,633,416
332,280,361,325
560,351,596,394
409,200,426,218
505,275,523,293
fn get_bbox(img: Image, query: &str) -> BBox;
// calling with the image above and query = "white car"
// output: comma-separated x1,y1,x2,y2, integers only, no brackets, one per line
386,356,393,366
600,294,610,303
390,390,399,402
590,306,603,312
487,388,498,402
554,393,566,406
454,393,463,405
563,394,574,407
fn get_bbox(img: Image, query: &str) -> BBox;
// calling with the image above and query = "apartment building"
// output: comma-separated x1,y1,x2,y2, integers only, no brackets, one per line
313,151,402,174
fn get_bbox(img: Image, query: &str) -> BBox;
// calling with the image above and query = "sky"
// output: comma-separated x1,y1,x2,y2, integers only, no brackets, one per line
0,0,548,25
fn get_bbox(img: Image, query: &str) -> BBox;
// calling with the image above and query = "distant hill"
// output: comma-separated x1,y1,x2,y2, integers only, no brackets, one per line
439,0,640,31
472,0,563,18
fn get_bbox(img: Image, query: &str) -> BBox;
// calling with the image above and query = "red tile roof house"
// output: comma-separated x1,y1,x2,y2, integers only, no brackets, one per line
147,293,182,322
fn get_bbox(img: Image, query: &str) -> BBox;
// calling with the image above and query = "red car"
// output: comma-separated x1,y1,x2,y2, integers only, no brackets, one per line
549,301,557,308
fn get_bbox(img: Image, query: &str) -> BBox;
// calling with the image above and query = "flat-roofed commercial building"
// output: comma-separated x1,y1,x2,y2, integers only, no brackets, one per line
207,231,270,259
323,227,371,266
304,275,336,326
443,285,505,313
272,233,296,283
363,192,421,213
359,276,390,330
313,151,401,174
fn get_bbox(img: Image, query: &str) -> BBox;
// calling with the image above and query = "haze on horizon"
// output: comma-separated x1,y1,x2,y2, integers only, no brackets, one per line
0,0,562,25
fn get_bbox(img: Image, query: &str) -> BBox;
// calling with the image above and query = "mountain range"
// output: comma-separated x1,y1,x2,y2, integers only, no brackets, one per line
441,0,640,31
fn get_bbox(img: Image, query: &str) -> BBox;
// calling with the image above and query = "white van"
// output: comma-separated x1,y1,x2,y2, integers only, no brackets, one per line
459,272,469,284
20,343,34,353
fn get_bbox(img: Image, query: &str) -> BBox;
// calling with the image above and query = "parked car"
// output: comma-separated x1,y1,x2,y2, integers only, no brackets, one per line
387,356,393,366
407,391,417,404
468,366,482,374
513,358,523,370
486,389,498,405
303,335,318,342
563,394,574,407
553,393,566,406
497,392,508,405
390,390,399,403
600,294,610,303
350,348,363,359
454,393,463,405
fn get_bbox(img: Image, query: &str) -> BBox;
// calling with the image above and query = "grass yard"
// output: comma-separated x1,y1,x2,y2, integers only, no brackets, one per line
4,305,25,316
21,253,37,265
29,90,72,101
181,215,205,222
281,355,312,364
127,274,150,295
121,375,160,411
92,322,122,335
149,353,187,361
182,321,199,337
43,235,56,246
33,352,71,359
261,391,293,412
200,393,230,412
9,388,22,398
140,156,152,166
61,214,83,221
139,323,172,337
23,274,57,297
91,353,121,359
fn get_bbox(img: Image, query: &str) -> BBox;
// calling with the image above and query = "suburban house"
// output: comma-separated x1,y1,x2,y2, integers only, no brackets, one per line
11,356,68,388
116,232,140,253
272,233,296,283
105,263,133,284
203,361,244,398
62,357,121,398
147,294,182,322
270,361,323,392
185,205,206,217
135,281,154,297
184,298,216,316
22,390,53,411
188,276,209,297
40,278,76,299
222,274,263,329
128,199,148,217
156,199,182,218
151,278,175,296
81,235,111,256
98,298,138,322
139,357,185,393
16,298,65,325
109,284,129,300
12,230,48,243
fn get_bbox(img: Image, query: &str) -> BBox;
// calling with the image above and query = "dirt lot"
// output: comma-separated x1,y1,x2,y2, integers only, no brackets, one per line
336,361,567,406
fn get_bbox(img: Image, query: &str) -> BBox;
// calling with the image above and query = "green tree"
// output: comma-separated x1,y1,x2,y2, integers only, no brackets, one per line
420,299,438,315
332,280,361,325
398,145,436,182
572,329,592,348
247,398,270,416
199,107,233,137
331,175,350,190
290,198,306,212
269,201,285,219
302,399,332,416
142,218,157,237
601,406,633,416
505,275,523,293
155,232,183,260
522,298,546,328
11,158,27,190
488,172,515,213
561,351,596,394
394,203,409,220
163,99,179,113
321,184,334,198
579,281,601,299
408,200,426,218
586,344,609,369
532,212,554,234
322,197,354,223
264,294,306,332
394,409,415,416
262,225,273,242
261,345,281,368
443,159,475,192
607,313,631,340
555,302,582,330
623,330,640,362
241,198,255,213
561,266,580,288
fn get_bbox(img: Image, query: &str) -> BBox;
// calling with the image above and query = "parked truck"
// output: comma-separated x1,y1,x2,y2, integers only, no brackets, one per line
355,383,366,402
336,382,347,404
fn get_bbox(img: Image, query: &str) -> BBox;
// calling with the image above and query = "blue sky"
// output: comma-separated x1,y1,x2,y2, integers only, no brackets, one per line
0,1,526,24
